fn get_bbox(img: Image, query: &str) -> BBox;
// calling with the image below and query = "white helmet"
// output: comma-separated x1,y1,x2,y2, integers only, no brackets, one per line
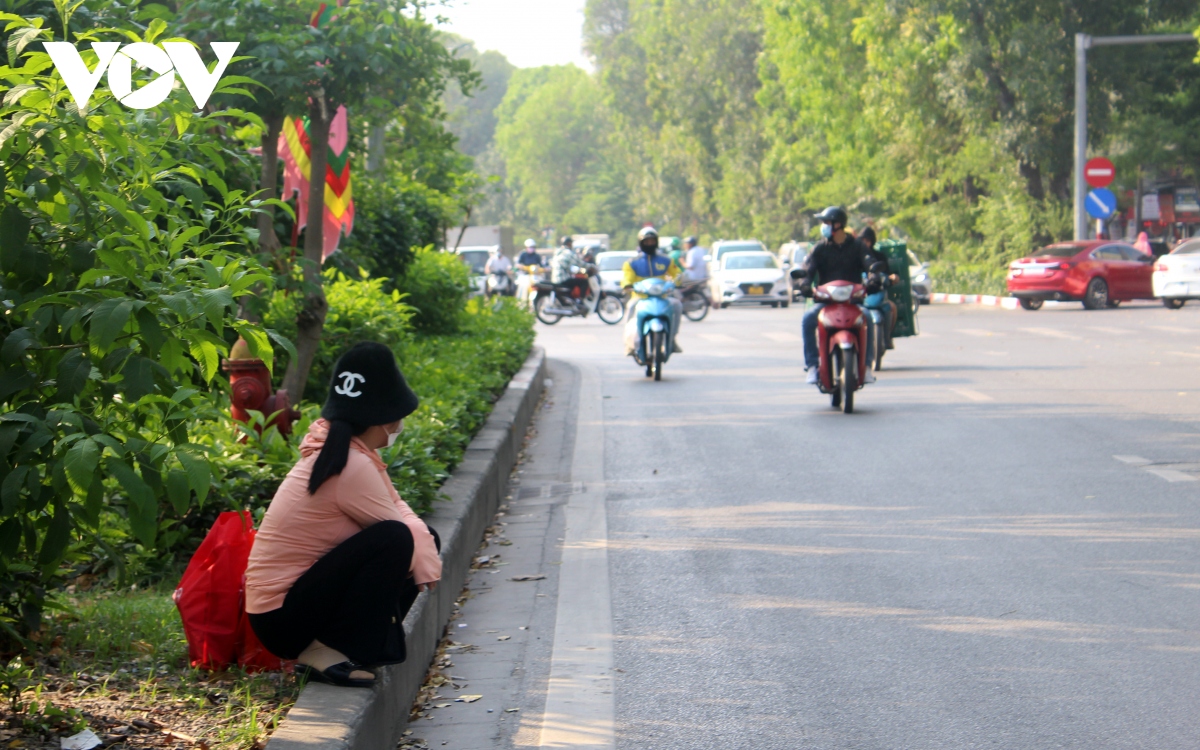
524,239,537,249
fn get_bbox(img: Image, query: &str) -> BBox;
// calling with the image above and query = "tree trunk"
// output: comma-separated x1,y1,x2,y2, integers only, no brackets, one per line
281,97,333,404
258,113,285,258
239,112,286,323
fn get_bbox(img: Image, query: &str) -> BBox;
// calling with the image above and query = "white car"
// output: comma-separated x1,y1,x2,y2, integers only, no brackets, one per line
456,246,496,297
596,250,636,294
712,251,790,308
709,239,768,273
1152,238,1200,309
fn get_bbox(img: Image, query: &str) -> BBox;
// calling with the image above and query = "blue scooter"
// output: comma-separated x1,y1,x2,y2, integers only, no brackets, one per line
864,289,888,372
631,277,675,381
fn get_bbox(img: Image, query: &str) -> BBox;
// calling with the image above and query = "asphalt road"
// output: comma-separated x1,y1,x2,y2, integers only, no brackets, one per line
528,299,1200,749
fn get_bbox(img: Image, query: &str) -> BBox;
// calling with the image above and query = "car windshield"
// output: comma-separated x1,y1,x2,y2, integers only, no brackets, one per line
1171,240,1200,256
725,254,778,270
598,253,634,271
716,242,765,261
459,251,489,274
1034,245,1082,259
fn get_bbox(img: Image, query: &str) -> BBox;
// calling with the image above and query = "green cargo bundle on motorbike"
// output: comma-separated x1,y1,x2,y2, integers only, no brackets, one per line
877,239,919,338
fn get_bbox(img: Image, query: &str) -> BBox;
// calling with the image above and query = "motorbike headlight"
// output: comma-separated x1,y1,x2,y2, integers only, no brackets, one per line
828,285,854,302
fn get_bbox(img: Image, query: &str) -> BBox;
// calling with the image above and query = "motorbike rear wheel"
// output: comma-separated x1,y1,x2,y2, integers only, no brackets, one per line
597,293,625,325
842,346,857,414
534,294,562,325
683,293,709,322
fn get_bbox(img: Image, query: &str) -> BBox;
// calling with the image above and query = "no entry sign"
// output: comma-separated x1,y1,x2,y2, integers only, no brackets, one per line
1085,157,1115,188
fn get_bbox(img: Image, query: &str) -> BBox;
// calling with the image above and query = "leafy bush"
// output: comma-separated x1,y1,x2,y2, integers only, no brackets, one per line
331,174,449,283
255,294,533,516
395,247,472,335
380,297,535,513
0,12,280,645
265,270,415,398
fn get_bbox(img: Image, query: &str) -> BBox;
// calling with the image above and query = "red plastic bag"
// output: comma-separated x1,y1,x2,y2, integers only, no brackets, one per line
174,511,284,672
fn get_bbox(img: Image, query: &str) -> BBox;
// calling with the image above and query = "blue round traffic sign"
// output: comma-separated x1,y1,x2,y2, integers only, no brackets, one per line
1086,188,1117,220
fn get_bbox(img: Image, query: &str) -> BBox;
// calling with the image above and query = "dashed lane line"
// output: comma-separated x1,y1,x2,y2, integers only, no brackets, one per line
951,388,993,402
1019,327,1081,340
1148,325,1194,335
1088,326,1133,335
762,332,802,343
1114,455,1198,483
956,328,1005,337
1145,468,1198,483
1113,455,1152,466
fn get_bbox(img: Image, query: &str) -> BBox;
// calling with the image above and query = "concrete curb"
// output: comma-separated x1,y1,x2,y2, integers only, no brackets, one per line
930,293,1021,310
265,346,547,750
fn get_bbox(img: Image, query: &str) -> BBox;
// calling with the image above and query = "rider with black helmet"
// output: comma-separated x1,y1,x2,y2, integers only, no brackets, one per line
622,227,684,354
799,207,883,385
551,235,589,308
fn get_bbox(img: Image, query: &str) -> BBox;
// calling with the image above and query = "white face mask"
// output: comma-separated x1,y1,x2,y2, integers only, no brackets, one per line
385,420,404,448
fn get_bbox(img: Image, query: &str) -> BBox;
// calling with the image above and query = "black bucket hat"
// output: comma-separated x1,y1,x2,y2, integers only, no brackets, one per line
321,342,419,427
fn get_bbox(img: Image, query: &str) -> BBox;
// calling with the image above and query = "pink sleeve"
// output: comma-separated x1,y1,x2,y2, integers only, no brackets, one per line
336,459,442,585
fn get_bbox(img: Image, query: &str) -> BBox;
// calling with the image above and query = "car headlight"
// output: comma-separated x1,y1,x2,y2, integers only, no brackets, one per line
915,273,929,283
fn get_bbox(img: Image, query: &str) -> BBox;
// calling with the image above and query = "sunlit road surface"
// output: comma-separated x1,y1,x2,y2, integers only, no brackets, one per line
532,301,1200,749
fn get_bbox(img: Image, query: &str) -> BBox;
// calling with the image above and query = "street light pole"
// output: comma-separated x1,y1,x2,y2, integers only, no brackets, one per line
1073,32,1197,240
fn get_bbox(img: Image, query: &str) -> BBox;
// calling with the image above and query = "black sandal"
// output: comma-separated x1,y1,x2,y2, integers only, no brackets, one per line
296,661,377,688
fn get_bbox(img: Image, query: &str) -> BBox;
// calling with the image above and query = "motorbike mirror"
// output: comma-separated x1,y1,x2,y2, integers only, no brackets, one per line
790,268,807,280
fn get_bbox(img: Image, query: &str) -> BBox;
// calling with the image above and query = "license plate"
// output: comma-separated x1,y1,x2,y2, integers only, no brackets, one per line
749,286,764,295
1021,266,1045,276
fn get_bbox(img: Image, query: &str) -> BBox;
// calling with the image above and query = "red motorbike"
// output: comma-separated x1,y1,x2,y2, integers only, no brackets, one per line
810,279,869,414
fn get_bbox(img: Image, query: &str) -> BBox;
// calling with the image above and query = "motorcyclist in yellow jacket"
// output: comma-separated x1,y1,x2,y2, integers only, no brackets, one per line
622,227,683,353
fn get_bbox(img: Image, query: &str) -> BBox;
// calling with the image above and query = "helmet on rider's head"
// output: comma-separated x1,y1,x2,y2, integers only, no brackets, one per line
560,236,573,248
815,206,849,229
524,239,537,249
860,227,877,248
684,236,698,248
638,226,660,255
491,246,503,255
669,237,683,251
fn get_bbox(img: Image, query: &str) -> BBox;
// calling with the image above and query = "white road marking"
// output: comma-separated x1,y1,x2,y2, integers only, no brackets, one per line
762,332,802,343
1088,326,1132,335
1148,325,1193,334
956,328,1004,337
569,334,598,344
1168,351,1200,359
700,333,738,343
1019,327,1080,340
538,363,614,750
951,388,993,402
1113,455,1152,466
1145,468,1198,483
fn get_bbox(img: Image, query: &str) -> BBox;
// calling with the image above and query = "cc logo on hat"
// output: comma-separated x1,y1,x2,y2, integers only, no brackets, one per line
333,371,366,398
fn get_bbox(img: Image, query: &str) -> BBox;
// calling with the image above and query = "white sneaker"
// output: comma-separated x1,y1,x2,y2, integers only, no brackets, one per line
805,367,819,385
864,369,876,384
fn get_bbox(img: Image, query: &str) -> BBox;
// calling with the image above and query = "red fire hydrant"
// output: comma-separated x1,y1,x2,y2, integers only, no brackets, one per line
223,339,302,437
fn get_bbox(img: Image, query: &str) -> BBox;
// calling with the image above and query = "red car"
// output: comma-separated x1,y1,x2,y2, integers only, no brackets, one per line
1006,241,1155,311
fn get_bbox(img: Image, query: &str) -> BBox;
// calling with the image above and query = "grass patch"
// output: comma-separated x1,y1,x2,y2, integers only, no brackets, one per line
1,588,300,750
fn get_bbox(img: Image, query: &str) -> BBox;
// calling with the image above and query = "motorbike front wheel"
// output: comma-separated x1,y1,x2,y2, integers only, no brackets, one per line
597,293,625,325
683,293,710,322
842,346,857,414
653,330,665,381
830,349,842,409
534,294,562,325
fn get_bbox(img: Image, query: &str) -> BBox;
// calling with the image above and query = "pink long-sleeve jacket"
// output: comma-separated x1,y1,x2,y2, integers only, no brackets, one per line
245,419,442,614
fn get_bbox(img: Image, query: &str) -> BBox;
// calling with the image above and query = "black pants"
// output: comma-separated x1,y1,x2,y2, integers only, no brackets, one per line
249,520,440,667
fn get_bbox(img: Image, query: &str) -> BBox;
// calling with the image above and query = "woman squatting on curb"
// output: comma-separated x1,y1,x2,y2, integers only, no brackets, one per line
245,342,443,688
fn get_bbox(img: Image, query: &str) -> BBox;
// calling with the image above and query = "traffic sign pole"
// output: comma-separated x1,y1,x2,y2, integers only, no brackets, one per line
1074,33,1197,240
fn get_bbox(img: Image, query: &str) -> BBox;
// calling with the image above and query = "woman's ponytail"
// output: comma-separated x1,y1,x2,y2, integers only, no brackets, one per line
308,419,358,494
